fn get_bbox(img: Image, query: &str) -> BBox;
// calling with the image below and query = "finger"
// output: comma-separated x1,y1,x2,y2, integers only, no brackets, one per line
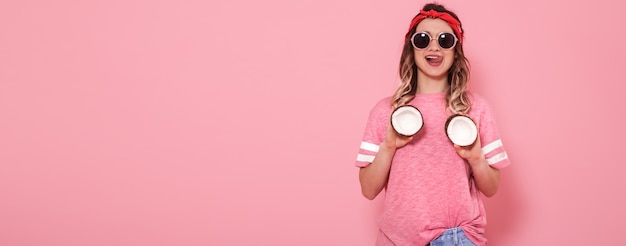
454,145,469,158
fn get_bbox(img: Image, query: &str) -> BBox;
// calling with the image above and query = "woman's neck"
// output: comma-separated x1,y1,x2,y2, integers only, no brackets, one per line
416,73,448,94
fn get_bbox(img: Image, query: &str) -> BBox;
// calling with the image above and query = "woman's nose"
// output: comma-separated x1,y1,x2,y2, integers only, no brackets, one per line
427,39,440,51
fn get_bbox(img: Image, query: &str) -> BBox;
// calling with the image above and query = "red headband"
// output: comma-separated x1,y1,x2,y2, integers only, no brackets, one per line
405,9,463,43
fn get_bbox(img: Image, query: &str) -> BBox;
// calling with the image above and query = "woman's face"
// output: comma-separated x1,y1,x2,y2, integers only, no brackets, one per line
412,18,457,80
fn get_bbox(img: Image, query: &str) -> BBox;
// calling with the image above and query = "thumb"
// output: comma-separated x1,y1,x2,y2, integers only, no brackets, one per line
453,144,462,151
454,144,468,158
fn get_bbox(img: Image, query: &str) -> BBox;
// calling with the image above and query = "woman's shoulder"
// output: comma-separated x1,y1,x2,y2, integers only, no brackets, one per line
374,96,393,107
467,91,496,117
467,92,491,108
368,96,393,115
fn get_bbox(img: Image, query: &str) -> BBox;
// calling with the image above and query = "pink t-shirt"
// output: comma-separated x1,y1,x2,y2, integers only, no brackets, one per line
355,92,510,246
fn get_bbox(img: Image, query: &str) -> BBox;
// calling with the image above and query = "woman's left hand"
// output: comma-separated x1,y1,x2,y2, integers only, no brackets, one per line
454,134,485,167
454,133,501,197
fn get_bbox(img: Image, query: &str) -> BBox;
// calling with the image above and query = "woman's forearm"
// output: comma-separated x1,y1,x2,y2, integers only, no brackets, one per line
468,157,500,197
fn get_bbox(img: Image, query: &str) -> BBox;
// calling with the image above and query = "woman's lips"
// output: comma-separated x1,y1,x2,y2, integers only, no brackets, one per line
425,55,443,66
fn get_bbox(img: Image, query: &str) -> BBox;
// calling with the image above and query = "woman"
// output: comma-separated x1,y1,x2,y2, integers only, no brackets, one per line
355,3,510,245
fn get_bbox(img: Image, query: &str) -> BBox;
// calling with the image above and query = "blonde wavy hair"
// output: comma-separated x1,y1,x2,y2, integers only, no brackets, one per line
391,3,471,114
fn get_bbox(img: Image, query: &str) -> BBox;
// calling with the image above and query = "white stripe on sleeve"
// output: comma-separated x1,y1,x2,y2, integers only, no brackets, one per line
482,139,503,155
486,152,508,165
356,154,375,163
360,141,380,153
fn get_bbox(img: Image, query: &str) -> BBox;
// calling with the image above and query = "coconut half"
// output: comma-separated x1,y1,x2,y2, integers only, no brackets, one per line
445,115,478,146
390,105,423,137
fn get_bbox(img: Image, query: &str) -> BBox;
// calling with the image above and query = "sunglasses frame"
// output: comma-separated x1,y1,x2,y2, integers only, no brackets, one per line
410,31,458,50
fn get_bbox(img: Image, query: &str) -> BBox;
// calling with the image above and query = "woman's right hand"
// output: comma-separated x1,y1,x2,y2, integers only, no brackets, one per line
382,123,414,150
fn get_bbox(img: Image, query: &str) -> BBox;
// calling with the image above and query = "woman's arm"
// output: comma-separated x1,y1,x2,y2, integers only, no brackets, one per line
359,125,413,200
455,136,500,197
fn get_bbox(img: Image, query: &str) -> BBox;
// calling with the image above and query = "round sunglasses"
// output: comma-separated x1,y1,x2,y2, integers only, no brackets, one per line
410,32,458,50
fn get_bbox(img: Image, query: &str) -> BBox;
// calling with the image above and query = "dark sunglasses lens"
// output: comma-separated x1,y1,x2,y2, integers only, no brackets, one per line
438,33,456,49
412,33,430,49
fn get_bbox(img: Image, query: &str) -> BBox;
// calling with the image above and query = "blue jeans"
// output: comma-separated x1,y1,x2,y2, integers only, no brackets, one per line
428,227,476,246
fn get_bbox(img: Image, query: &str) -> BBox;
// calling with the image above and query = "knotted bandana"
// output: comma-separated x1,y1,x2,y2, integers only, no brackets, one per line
405,9,464,43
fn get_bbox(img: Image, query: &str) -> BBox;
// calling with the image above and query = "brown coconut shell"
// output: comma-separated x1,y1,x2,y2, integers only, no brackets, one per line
444,114,478,146
390,105,424,137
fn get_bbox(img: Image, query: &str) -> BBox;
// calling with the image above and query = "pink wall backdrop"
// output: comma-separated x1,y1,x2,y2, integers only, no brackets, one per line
1,0,625,245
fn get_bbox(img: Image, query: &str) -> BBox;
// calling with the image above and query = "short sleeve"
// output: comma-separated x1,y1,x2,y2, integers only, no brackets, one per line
472,95,511,170
354,98,392,167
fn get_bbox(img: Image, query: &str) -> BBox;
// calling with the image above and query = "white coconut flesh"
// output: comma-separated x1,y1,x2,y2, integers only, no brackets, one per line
446,116,478,146
391,106,423,136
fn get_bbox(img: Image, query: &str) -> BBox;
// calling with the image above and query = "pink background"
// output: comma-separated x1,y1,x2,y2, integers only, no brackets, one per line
1,0,625,245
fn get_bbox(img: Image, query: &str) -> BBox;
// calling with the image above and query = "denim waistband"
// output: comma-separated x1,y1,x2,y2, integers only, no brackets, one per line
429,227,475,246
